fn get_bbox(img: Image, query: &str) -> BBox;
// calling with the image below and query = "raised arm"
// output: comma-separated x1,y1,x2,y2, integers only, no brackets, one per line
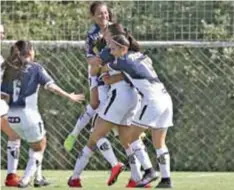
38,66,85,103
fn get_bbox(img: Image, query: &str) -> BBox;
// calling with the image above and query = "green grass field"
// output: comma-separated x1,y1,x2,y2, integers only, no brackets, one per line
1,170,234,190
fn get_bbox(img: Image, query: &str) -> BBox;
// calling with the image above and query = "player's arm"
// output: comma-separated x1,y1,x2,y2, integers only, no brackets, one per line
38,66,85,103
102,73,124,85
99,65,124,85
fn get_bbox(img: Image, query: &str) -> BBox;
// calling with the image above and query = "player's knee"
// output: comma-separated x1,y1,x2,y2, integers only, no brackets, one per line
30,136,46,152
89,101,99,110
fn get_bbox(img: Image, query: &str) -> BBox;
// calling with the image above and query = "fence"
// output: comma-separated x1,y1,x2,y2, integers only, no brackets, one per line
1,41,234,171
1,1,234,41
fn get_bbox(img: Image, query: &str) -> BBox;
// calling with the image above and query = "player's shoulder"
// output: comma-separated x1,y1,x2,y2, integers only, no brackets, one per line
24,62,44,73
87,24,100,36
126,52,144,61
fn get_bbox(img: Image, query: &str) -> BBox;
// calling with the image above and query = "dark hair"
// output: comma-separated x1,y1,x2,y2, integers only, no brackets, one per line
2,40,33,81
112,35,130,47
89,1,113,22
108,23,140,52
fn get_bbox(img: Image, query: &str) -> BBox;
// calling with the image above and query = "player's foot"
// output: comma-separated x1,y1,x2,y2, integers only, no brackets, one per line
126,179,152,188
107,162,125,186
68,177,82,187
18,180,30,188
64,134,76,152
34,176,50,187
5,173,20,187
136,168,158,187
156,178,172,188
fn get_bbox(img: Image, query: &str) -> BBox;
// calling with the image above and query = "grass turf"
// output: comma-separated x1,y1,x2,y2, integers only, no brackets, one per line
1,170,234,190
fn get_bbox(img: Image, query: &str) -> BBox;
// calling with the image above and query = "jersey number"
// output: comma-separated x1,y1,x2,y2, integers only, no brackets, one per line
13,80,21,102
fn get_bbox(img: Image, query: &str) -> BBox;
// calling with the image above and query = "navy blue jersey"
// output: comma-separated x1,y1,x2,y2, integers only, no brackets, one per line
85,24,107,58
99,47,114,64
108,52,166,100
1,62,54,109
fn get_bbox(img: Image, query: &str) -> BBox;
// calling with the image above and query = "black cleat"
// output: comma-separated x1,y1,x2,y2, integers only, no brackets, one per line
18,180,30,188
136,168,159,187
34,176,50,187
156,178,172,188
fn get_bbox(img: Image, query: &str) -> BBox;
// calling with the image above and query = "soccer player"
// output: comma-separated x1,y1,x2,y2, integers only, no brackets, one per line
102,35,174,188
64,1,124,184
67,28,157,188
1,24,22,187
1,40,85,188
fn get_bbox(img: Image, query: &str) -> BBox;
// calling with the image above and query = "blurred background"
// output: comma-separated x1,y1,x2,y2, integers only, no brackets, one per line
1,0,234,172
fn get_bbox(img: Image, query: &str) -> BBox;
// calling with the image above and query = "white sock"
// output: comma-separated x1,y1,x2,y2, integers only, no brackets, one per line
72,146,93,179
7,140,20,174
131,139,152,170
71,105,96,136
125,147,142,182
96,137,118,167
156,147,170,178
21,149,43,184
35,162,43,181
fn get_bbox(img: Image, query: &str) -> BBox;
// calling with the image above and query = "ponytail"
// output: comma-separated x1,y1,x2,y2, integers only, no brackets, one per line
124,28,140,52
2,40,32,82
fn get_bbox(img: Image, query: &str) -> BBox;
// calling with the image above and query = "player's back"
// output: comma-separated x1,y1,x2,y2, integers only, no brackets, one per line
112,52,167,102
1,62,53,110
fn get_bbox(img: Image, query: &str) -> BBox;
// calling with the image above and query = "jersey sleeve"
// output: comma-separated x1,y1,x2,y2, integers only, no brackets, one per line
108,58,132,72
37,66,54,89
85,35,96,58
99,48,115,65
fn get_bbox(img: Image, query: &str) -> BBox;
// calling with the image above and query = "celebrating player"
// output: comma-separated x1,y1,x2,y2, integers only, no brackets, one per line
67,25,158,188
103,35,174,188
0,24,23,187
1,40,85,188
64,1,125,184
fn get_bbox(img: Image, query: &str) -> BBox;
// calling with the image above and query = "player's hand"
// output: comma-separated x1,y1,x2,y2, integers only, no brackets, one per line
69,93,85,103
87,56,102,66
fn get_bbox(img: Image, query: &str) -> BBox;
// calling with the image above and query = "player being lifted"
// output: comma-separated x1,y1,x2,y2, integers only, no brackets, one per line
99,35,174,188
64,1,125,185
67,24,157,188
1,40,85,188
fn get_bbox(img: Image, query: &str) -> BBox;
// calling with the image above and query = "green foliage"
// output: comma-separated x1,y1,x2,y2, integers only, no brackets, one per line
1,1,234,171
1,1,233,40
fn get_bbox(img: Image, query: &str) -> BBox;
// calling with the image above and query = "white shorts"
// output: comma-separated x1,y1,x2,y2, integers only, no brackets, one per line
8,108,46,143
98,82,139,126
0,99,9,117
132,94,173,129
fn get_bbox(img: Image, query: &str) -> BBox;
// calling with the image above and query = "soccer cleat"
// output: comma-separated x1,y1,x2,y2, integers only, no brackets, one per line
68,177,82,187
136,169,159,187
107,162,125,186
5,173,20,187
34,176,50,187
126,179,152,188
156,178,172,188
64,134,77,152
18,180,30,188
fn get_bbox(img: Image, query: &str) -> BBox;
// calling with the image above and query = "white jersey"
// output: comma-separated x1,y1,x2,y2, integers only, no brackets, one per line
108,52,173,129
98,66,139,126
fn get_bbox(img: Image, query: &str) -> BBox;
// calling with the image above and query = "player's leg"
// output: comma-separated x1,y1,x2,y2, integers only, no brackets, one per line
153,98,173,188
127,124,158,187
68,117,119,187
18,137,47,188
16,110,49,188
64,79,98,151
1,113,21,187
117,126,144,187
152,128,172,188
